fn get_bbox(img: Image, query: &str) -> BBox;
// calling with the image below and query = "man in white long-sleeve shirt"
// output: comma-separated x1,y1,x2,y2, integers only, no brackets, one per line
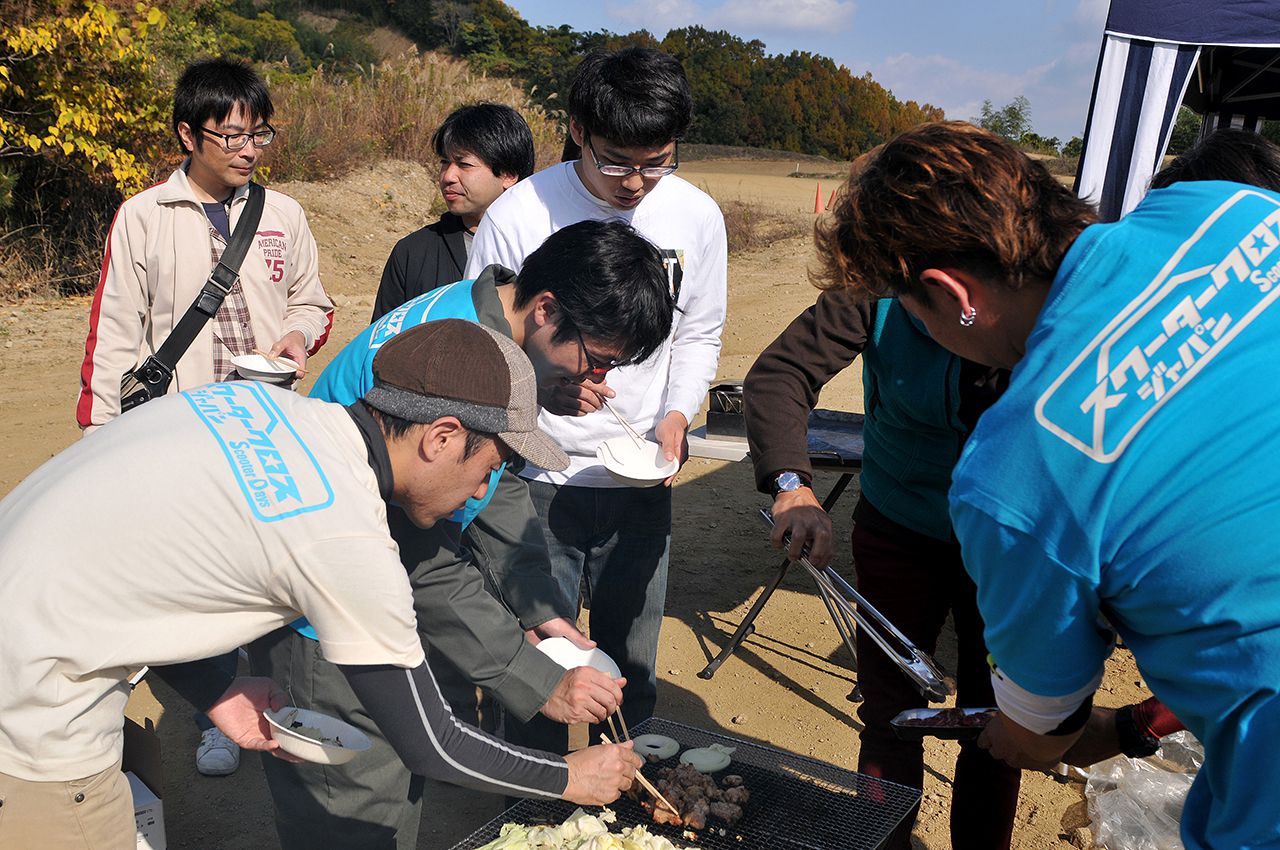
465,46,727,752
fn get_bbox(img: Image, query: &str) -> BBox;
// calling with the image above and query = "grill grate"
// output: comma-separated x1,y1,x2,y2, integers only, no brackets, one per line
448,718,920,850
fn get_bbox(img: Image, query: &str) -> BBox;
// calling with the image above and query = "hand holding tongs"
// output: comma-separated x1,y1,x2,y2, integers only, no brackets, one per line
759,509,954,702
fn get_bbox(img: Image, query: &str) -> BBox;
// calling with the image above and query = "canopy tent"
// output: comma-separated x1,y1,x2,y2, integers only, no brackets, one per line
1074,0,1280,221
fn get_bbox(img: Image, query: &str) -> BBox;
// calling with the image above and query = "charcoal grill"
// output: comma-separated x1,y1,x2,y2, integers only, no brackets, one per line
447,718,920,850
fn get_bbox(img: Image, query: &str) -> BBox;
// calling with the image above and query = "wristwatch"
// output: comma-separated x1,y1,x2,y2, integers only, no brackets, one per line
1115,704,1162,758
770,470,809,498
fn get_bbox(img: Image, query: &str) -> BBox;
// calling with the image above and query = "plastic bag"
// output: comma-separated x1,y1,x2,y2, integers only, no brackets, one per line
1084,731,1203,850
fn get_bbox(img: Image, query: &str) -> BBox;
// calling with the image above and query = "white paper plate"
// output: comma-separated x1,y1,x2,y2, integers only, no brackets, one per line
264,706,371,765
231,352,299,382
596,436,679,487
534,636,622,679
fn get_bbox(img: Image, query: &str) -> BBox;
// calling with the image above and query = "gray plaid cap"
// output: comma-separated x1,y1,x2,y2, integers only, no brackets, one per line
364,319,569,472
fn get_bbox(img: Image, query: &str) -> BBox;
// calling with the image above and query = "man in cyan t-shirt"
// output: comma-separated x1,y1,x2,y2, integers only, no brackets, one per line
816,120,1280,850
255,221,677,850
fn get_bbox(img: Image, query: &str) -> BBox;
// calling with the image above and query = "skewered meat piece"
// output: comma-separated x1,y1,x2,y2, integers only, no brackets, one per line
722,786,750,805
723,775,744,787
650,803,684,826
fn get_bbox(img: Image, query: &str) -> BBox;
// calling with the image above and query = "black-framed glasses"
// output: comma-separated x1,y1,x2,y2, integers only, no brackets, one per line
584,134,679,178
199,124,276,151
571,325,622,383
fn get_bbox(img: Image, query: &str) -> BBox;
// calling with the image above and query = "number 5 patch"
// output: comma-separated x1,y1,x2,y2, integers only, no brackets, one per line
257,230,288,283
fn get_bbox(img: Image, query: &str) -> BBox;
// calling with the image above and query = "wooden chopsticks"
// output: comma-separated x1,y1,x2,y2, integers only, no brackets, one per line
601,397,646,449
599,732,680,816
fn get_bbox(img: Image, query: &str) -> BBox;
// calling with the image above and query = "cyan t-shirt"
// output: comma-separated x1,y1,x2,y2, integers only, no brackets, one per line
294,279,504,640
312,279,480,406
951,181,1280,850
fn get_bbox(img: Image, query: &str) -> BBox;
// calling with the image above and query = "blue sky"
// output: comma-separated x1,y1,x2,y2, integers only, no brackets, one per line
503,0,1111,143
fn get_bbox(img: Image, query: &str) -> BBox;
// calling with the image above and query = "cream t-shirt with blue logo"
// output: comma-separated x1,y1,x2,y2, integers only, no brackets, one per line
0,383,423,782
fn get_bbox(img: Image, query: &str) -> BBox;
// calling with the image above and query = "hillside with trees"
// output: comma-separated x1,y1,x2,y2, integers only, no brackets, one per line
1,0,955,296
298,0,946,160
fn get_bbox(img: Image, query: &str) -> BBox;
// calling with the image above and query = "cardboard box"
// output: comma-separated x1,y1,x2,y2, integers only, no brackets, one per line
123,679,167,850
126,771,166,850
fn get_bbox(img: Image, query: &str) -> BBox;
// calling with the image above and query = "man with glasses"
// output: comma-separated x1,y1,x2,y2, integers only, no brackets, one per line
465,45,727,756
76,58,333,778
251,220,676,849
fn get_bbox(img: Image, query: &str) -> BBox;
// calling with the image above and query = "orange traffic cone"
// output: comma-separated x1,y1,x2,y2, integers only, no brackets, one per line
814,181,823,214
826,188,836,210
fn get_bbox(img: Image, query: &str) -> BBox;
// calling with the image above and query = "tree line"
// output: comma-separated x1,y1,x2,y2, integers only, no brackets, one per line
299,0,945,160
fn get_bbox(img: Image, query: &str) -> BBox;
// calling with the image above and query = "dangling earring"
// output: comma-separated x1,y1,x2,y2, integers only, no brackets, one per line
959,307,977,327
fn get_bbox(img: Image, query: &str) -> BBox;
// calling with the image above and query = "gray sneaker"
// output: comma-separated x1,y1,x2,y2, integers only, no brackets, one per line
196,728,240,776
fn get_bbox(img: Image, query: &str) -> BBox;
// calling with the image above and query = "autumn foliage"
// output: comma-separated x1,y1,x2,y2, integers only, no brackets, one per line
1,1,171,198
0,0,948,298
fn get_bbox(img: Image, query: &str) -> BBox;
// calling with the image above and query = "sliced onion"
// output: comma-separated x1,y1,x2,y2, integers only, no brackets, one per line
679,744,733,773
631,733,680,760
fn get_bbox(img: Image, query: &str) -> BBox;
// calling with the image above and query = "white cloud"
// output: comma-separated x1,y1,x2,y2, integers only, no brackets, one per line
713,0,855,32
876,53,1045,117
1073,0,1109,30
607,0,701,30
874,50,1097,141
607,0,854,34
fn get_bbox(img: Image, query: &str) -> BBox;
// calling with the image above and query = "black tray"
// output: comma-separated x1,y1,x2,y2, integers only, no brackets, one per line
448,718,920,850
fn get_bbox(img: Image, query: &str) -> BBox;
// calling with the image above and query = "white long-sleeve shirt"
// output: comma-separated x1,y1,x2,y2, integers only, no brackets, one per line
466,162,727,487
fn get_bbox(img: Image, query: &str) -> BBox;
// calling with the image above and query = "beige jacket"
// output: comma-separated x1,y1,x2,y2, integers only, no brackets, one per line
76,165,334,431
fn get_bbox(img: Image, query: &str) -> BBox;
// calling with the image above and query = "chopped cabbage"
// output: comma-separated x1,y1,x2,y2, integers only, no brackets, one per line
474,808,697,850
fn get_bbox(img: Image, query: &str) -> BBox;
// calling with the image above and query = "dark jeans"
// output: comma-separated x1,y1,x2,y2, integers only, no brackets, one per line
851,504,1021,850
193,649,241,732
510,480,671,753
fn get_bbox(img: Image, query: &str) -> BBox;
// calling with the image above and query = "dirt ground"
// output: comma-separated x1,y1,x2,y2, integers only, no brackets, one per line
0,158,1150,848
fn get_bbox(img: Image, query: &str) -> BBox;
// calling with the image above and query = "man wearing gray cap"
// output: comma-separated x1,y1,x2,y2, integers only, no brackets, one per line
0,319,641,850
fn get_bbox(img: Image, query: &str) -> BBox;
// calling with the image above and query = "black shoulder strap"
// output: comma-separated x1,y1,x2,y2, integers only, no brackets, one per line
151,182,266,371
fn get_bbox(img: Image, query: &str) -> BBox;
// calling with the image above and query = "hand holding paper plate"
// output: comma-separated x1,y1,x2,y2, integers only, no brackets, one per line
534,636,623,678
231,352,300,382
263,706,371,764
596,436,679,487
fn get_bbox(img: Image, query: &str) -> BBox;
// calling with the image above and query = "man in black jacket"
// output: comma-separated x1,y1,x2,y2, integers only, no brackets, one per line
372,103,535,320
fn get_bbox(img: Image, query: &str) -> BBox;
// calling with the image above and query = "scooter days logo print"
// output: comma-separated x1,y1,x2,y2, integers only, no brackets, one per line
1037,189,1280,462
186,383,334,521
369,281,465,351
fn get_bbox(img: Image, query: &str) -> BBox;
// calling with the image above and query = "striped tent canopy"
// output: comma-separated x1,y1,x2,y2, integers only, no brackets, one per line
1075,0,1280,221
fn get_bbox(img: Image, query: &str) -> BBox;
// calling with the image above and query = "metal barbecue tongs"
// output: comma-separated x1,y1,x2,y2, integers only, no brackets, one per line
759,508,954,702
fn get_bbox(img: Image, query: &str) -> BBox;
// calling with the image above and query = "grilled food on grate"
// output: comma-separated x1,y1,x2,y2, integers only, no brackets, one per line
450,718,924,850
633,763,751,831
